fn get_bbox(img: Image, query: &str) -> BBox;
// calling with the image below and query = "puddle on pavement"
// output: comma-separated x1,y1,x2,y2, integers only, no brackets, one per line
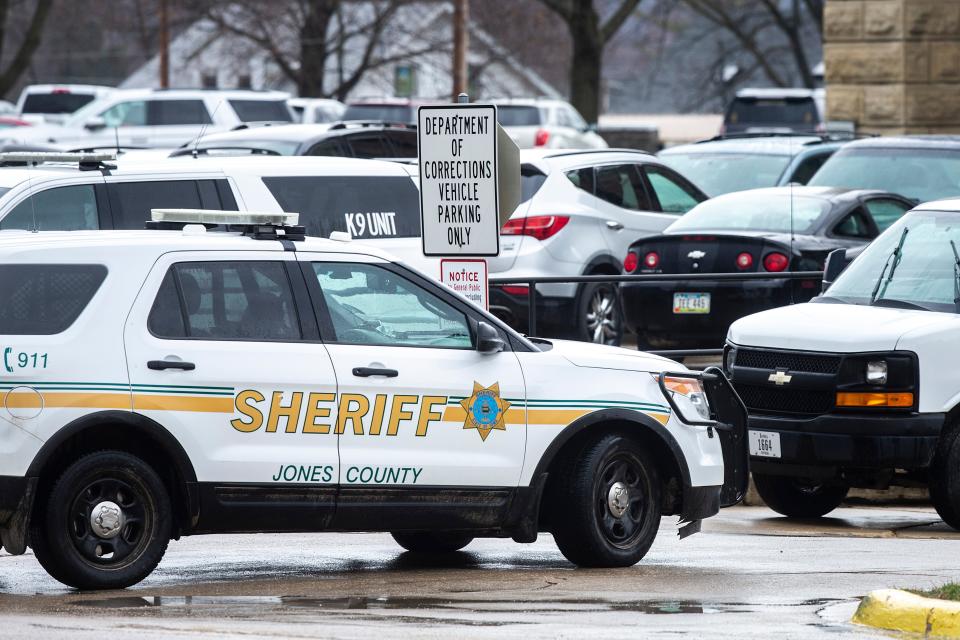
77,595,729,615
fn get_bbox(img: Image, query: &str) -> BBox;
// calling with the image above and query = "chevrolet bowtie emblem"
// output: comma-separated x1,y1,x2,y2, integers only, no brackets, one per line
768,370,793,386
687,250,706,259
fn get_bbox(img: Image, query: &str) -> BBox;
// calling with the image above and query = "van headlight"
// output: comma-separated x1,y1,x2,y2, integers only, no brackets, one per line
659,374,712,423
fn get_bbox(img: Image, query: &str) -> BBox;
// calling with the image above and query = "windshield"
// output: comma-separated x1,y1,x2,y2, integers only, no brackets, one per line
667,191,829,234
659,152,792,196
810,146,960,203
497,106,542,127
826,210,960,312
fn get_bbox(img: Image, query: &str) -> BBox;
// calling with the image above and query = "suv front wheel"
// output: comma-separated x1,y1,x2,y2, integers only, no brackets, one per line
577,281,622,346
30,451,172,590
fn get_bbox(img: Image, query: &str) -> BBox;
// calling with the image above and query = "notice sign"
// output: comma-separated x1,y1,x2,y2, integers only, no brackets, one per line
418,104,499,257
440,259,488,309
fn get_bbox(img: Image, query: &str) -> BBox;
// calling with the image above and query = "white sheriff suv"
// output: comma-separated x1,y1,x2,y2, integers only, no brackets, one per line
726,199,960,525
0,211,746,589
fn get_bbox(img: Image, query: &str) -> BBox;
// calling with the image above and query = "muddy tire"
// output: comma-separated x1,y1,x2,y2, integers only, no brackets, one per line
391,531,473,553
550,433,660,567
930,422,960,530
753,473,848,518
577,281,622,346
30,451,171,590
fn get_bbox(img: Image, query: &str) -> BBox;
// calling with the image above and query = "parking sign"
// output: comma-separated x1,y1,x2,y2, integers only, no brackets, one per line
418,104,499,257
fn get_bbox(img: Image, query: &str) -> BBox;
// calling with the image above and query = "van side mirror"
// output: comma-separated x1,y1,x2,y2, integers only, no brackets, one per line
822,248,851,291
84,116,106,132
476,321,505,355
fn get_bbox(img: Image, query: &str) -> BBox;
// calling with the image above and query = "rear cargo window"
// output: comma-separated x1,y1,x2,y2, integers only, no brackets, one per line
0,264,107,335
229,100,293,123
23,93,96,114
262,175,421,240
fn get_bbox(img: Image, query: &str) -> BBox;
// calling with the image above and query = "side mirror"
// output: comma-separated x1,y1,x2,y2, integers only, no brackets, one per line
476,321,505,355
84,116,106,132
822,248,851,291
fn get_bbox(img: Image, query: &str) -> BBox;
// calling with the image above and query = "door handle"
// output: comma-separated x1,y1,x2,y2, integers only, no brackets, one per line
147,360,196,371
605,220,624,230
352,367,398,378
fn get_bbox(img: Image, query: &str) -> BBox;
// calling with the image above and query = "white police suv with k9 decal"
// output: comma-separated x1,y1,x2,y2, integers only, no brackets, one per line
0,211,746,589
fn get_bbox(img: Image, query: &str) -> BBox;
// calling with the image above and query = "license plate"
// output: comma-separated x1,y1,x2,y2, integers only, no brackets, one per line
673,292,710,314
749,430,781,458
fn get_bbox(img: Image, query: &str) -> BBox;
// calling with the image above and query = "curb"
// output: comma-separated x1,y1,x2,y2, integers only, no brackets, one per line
853,589,960,637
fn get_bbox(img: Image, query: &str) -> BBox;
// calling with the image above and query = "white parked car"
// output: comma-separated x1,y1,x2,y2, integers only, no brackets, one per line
15,84,114,125
726,199,960,526
2,89,293,148
0,151,429,273
488,149,708,344
288,97,346,123
491,99,607,149
0,210,746,588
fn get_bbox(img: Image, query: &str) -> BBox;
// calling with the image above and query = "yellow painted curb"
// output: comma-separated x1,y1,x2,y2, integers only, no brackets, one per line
853,589,960,637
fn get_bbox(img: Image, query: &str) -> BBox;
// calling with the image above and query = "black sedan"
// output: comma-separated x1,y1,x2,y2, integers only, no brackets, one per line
620,186,914,349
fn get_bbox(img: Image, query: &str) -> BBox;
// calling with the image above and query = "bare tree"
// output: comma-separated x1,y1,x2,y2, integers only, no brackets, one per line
0,0,55,97
682,0,821,89
536,0,642,123
202,0,445,99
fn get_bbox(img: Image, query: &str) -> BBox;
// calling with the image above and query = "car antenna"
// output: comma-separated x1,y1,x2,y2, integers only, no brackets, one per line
114,124,120,156
192,100,223,159
26,157,37,233
788,139,796,304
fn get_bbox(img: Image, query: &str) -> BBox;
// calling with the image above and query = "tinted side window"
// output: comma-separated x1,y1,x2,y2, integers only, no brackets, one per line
150,262,301,341
262,176,421,239
833,209,874,239
148,100,212,126
346,134,392,159
385,130,418,157
0,185,99,231
311,262,472,348
0,264,107,335
790,152,831,185
107,180,221,229
644,165,702,214
306,138,350,157
864,198,911,232
229,100,293,123
566,167,595,195
594,164,651,211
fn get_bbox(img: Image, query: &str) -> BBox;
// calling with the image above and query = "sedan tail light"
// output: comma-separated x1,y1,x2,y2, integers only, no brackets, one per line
534,129,550,147
763,252,789,272
624,251,639,273
501,215,570,241
735,252,753,270
643,251,660,269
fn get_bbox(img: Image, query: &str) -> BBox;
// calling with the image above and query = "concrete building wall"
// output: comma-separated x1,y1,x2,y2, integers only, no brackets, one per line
824,0,960,134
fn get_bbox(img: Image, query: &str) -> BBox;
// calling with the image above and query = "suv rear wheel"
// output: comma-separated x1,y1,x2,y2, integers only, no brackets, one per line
577,281,622,346
391,531,473,553
550,433,660,567
753,473,848,518
930,422,960,530
30,451,171,590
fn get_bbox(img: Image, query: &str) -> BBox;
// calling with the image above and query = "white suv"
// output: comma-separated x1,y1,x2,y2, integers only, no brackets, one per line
492,99,608,149
0,211,746,588
3,89,293,148
0,152,430,273
489,149,708,344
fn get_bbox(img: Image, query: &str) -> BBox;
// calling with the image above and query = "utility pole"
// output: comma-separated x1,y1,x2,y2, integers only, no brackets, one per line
451,0,468,101
159,0,170,89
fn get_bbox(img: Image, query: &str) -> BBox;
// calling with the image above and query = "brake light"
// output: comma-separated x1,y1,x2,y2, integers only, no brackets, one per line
501,285,530,297
501,215,569,240
51,88,70,94
763,252,789,272
644,251,660,269
534,129,550,147
624,251,639,273
736,252,753,270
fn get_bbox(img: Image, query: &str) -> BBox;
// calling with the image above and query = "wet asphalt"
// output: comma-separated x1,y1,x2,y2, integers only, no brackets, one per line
1,505,958,639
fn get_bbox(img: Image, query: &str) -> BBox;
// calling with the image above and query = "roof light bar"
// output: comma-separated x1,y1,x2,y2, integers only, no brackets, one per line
150,209,300,226
0,151,117,164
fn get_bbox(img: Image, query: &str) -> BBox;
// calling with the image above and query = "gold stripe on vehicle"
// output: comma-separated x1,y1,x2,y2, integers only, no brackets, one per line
132,394,234,413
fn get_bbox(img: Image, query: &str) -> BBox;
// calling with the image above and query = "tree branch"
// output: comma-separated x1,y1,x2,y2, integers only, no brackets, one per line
601,0,642,43
539,0,574,21
0,0,54,95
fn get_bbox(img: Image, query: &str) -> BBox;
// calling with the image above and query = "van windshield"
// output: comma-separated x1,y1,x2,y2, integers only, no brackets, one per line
825,209,960,313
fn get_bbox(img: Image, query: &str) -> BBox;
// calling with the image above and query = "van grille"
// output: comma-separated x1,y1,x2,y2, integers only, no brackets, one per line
735,384,834,415
734,348,841,375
